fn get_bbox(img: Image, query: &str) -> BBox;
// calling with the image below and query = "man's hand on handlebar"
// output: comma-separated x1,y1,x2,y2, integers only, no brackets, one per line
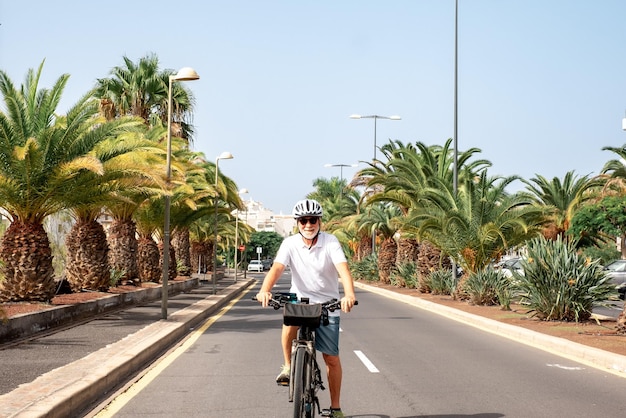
256,291,272,307
340,296,356,313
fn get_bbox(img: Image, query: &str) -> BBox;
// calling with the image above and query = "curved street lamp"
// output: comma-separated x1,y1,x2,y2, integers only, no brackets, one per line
162,67,200,320
350,114,401,254
349,114,401,161
324,163,358,200
213,151,234,294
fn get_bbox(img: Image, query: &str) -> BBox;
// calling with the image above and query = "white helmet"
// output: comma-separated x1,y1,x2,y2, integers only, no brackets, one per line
292,199,323,218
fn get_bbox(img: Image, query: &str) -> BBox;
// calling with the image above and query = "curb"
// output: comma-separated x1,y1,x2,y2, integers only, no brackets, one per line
0,278,256,418
354,281,626,377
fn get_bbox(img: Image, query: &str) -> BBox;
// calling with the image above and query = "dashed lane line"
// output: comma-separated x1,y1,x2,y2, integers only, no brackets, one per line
354,350,379,373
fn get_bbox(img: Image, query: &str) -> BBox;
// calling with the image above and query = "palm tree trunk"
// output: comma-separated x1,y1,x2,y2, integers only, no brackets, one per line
138,235,161,282
357,235,372,261
0,220,55,302
107,218,139,283
159,239,177,281
378,237,397,284
65,218,110,291
191,240,211,275
417,240,449,293
397,238,420,264
173,227,191,277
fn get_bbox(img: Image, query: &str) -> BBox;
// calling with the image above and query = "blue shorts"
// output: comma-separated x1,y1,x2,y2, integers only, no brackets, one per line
315,316,340,356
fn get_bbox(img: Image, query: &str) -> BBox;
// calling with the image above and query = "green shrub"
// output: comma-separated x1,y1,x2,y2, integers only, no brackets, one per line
109,268,126,287
425,269,456,295
579,241,620,266
349,255,379,282
516,235,616,321
389,261,418,288
463,268,514,310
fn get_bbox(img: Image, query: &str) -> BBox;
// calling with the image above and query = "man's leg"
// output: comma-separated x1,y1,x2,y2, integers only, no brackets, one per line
316,316,342,411
281,325,298,365
323,353,342,409
276,325,298,385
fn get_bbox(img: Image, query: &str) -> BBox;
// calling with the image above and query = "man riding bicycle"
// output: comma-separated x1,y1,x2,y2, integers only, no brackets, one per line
256,199,357,418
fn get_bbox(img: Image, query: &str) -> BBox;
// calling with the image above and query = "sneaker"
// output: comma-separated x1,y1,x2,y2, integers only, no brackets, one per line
330,409,345,418
275,364,290,386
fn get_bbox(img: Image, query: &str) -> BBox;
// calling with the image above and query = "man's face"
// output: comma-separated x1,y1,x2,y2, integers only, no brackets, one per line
297,216,320,239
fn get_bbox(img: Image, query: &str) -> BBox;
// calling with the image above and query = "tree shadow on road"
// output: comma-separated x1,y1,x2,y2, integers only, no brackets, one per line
347,414,504,418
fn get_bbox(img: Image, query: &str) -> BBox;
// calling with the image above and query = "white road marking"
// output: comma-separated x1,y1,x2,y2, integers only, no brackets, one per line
354,350,379,373
546,363,584,371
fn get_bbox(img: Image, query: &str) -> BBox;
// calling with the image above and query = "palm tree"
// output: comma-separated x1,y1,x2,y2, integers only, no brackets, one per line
65,129,165,290
211,162,242,271
95,55,198,281
407,172,545,275
136,152,214,282
355,139,491,282
308,176,360,253
173,156,242,278
95,53,196,141
0,62,145,301
171,154,244,277
104,126,168,283
521,171,598,240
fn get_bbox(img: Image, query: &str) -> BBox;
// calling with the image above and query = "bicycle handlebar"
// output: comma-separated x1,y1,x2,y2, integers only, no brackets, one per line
251,293,358,311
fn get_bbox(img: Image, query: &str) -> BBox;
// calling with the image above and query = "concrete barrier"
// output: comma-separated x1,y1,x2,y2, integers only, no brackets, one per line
0,277,199,343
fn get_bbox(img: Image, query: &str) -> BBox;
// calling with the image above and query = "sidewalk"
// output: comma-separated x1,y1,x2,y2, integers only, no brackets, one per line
0,274,256,418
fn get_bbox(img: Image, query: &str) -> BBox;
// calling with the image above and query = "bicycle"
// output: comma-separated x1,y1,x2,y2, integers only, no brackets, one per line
253,292,358,418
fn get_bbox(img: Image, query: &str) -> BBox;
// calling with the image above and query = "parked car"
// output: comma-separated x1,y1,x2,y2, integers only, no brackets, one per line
603,259,626,299
247,260,264,273
495,257,524,278
261,259,273,271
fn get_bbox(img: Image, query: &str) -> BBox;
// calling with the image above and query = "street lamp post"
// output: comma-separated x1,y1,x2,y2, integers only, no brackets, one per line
324,163,358,200
350,114,401,254
233,188,248,284
162,67,199,320
452,0,459,285
213,151,234,295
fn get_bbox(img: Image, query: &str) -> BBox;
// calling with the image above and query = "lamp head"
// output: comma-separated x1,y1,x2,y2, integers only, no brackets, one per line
218,151,234,160
172,67,200,81
389,115,401,120
349,114,362,119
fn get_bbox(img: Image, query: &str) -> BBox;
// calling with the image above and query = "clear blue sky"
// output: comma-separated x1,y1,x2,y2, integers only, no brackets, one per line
2,1,626,215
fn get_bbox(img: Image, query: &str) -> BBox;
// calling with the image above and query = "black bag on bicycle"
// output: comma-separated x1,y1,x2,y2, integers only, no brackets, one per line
283,303,322,328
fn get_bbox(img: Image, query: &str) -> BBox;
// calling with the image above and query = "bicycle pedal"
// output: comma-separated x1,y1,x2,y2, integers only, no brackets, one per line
276,381,289,387
320,409,332,417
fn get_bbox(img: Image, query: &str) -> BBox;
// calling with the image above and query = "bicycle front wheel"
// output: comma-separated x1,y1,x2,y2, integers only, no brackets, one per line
292,346,310,418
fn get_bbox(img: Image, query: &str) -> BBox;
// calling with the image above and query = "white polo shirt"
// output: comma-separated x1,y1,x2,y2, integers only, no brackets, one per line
274,232,347,312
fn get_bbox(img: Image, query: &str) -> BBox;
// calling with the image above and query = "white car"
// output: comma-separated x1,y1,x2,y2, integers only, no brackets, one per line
495,257,524,278
247,260,264,273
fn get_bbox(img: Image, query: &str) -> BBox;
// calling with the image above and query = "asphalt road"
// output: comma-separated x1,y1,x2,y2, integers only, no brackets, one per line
90,273,626,418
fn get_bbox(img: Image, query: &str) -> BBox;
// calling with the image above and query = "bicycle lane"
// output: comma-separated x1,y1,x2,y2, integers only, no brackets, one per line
90,277,301,418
